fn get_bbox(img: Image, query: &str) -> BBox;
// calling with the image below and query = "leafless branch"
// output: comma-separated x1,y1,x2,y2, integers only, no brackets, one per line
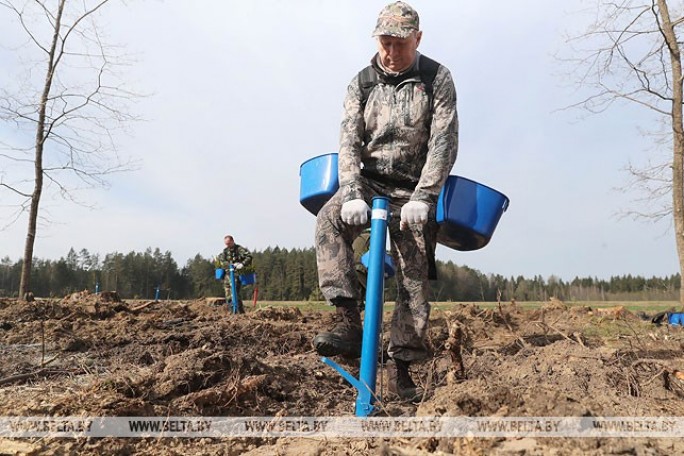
0,0,142,298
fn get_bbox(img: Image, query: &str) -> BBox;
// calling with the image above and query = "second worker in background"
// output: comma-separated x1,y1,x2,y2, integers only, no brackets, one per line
218,234,253,314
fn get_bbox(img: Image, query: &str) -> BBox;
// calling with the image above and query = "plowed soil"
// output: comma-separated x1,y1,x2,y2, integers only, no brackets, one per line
1,295,684,455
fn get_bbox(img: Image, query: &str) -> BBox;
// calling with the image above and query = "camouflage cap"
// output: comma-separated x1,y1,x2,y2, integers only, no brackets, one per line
372,1,420,38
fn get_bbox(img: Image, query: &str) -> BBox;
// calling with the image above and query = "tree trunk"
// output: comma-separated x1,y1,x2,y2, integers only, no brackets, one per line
656,0,684,304
18,0,65,301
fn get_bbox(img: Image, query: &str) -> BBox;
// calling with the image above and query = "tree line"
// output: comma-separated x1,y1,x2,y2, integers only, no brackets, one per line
0,247,679,302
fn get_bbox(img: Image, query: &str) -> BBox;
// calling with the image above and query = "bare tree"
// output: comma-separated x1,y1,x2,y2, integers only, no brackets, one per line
565,0,684,302
0,0,139,300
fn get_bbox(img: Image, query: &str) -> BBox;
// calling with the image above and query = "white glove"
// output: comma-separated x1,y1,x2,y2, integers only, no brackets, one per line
400,201,429,230
234,262,244,270
341,199,370,225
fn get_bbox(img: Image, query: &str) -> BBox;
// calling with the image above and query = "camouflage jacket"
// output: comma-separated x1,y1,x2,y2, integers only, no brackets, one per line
353,229,371,272
338,52,459,205
218,245,253,271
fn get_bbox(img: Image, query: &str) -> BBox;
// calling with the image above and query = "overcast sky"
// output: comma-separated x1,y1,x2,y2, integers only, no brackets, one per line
1,0,679,281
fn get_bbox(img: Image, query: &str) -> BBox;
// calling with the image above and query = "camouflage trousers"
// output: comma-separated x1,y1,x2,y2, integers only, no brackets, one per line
223,275,244,313
315,178,438,362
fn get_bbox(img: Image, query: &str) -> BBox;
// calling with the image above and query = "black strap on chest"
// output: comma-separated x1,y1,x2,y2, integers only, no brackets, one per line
358,55,440,109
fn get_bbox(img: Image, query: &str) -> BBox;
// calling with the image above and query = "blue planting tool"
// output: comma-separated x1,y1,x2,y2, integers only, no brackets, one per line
95,282,100,295
321,196,390,417
154,286,160,301
228,264,239,314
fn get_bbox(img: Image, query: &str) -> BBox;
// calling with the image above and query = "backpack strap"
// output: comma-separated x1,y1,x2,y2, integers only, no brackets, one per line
418,55,440,108
357,55,441,109
358,65,379,107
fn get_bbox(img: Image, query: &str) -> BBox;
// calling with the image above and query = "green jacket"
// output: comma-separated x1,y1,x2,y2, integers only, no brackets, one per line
218,245,253,273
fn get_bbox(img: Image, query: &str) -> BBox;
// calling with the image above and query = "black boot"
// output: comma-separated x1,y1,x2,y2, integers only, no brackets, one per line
388,359,424,402
312,304,362,358
237,300,245,314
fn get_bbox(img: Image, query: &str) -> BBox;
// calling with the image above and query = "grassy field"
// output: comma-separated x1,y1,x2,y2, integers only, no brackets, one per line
255,300,682,313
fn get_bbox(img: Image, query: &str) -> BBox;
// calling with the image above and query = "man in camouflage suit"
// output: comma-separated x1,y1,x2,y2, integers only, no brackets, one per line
217,235,253,314
313,1,458,402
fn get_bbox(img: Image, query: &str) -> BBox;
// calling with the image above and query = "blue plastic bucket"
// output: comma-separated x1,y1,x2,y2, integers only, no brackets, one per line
239,273,257,285
436,176,510,251
668,312,684,326
215,268,225,280
299,153,339,215
298,154,510,251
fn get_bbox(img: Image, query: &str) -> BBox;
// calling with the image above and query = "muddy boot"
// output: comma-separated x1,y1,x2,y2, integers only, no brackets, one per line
388,359,424,402
312,303,362,358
